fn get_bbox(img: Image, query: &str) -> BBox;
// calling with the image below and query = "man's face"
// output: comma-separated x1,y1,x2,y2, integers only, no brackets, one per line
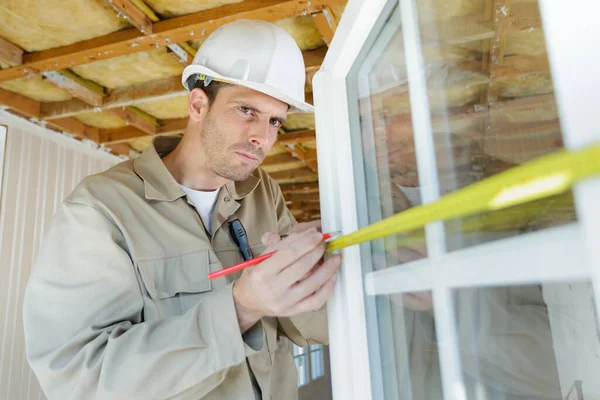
196,85,288,182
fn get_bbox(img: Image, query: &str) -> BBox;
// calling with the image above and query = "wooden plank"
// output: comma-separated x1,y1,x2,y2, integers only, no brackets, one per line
109,106,158,134
0,37,23,67
105,142,132,156
303,47,328,68
41,76,185,119
0,0,344,83
105,0,154,34
0,88,41,119
41,48,321,120
312,6,338,46
496,2,541,33
494,54,550,80
99,117,187,143
484,0,511,104
263,152,298,165
99,125,147,143
268,167,318,183
279,182,320,193
283,144,318,172
284,192,320,203
45,117,100,142
277,130,315,145
42,69,105,107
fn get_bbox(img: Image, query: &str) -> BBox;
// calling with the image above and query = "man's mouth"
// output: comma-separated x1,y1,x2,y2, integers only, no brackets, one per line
235,151,259,162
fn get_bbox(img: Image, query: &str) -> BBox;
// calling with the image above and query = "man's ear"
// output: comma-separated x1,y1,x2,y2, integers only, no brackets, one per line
188,88,209,122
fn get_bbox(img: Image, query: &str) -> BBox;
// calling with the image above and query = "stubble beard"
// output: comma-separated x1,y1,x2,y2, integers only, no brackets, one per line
200,113,265,182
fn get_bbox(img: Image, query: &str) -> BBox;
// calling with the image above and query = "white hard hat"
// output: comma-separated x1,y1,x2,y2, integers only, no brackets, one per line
182,20,313,113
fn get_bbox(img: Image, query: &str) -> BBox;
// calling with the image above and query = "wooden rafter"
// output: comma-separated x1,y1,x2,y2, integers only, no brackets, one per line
105,0,194,64
41,76,185,119
99,117,187,144
45,118,100,142
0,87,41,119
0,0,345,83
41,45,326,120
312,6,338,46
0,37,24,67
280,182,320,194
277,130,316,145
42,69,105,107
268,166,318,184
108,106,159,135
105,0,155,34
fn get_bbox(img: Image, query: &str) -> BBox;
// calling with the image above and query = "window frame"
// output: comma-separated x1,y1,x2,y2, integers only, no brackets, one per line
0,125,7,206
313,0,600,399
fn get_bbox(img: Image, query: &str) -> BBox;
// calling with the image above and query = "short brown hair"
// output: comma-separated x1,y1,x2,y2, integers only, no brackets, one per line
193,80,231,105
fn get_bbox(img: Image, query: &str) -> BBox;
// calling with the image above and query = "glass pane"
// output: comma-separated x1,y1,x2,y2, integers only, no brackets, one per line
357,2,427,271
309,344,322,351
310,349,325,380
373,291,443,399
412,0,576,251
294,354,309,387
452,281,599,400
293,344,305,356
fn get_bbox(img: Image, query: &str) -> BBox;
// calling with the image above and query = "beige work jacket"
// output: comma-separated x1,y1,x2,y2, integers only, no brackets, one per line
23,137,327,400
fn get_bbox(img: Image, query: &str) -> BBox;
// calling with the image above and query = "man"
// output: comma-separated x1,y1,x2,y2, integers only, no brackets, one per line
23,20,342,400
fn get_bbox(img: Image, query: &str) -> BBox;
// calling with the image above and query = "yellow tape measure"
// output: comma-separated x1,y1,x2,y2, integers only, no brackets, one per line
326,143,600,252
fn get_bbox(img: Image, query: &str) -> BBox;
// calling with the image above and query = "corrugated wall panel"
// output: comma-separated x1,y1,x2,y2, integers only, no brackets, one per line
0,118,121,399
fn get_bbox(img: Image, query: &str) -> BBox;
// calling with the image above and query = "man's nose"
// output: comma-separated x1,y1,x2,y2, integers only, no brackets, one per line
248,120,271,147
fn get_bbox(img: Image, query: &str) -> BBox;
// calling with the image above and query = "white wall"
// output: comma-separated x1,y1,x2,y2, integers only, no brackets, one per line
0,112,120,399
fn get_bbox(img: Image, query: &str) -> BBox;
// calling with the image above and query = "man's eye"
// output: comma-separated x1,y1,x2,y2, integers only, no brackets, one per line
239,106,253,116
270,119,283,128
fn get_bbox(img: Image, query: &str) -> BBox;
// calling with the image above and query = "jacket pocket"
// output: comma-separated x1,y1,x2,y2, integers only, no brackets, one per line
136,249,213,318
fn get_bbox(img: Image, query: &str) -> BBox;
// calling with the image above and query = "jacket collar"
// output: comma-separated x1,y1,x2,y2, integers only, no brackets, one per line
133,136,261,201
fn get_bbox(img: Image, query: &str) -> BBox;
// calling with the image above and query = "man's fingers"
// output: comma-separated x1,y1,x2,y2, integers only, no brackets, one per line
276,241,326,285
289,270,338,315
287,254,341,303
261,232,281,249
261,228,324,275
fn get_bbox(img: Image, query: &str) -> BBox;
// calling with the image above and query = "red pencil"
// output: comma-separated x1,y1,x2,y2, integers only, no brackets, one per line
208,232,338,280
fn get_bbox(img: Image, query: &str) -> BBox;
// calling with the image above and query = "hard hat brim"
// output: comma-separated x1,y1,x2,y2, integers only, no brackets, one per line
182,65,314,114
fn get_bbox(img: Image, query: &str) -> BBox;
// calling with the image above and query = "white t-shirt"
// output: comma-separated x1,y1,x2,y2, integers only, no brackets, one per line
179,185,220,232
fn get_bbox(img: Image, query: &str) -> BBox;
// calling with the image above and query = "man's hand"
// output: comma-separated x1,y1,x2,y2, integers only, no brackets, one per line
289,220,321,234
232,227,342,332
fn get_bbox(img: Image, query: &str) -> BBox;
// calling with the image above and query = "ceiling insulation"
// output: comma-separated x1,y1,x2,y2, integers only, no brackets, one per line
75,111,127,129
143,0,243,19
135,95,190,120
0,0,130,52
0,75,72,102
72,48,185,89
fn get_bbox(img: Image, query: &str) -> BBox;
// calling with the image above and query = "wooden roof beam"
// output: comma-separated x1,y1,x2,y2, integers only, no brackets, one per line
0,0,345,83
312,7,338,46
41,45,324,120
0,37,24,67
44,118,100,142
280,182,320,193
42,69,105,107
0,87,41,119
268,167,318,184
105,0,156,34
277,130,316,145
99,117,187,144
108,106,159,135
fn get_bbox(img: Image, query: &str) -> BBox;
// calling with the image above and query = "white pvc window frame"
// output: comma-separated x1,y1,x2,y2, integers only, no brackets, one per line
0,125,7,205
314,0,600,399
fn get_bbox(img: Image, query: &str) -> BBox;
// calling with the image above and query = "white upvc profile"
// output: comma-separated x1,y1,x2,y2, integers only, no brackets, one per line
314,0,600,399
